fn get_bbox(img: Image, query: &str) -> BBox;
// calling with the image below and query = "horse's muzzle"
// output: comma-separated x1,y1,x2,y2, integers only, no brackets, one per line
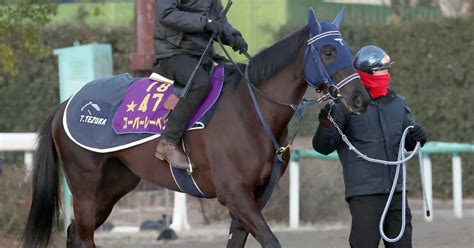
352,93,368,113
336,92,368,115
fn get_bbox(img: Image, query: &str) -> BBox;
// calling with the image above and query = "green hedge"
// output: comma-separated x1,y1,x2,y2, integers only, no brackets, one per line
289,17,474,142
0,24,133,132
0,18,472,198
284,17,474,199
287,0,442,26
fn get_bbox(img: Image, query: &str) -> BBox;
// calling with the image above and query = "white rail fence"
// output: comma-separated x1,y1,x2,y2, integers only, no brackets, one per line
0,133,37,175
0,132,189,233
2,133,472,231
289,142,474,229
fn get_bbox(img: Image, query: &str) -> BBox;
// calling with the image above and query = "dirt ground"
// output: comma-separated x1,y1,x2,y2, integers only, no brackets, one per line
1,200,472,247
93,200,474,248
93,217,473,248
0,231,19,248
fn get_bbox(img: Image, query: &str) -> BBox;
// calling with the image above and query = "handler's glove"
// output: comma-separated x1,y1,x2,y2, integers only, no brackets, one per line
409,124,427,146
318,103,346,129
405,124,427,151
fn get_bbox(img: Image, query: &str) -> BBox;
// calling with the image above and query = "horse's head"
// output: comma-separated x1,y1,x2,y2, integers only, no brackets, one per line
304,7,370,114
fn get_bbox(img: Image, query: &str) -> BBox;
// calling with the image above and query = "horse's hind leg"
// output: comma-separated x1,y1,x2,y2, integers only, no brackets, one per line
65,159,140,247
66,221,81,248
62,157,101,248
93,158,140,228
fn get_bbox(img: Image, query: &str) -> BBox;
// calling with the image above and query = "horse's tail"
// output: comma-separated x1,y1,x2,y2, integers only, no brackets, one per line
22,107,61,248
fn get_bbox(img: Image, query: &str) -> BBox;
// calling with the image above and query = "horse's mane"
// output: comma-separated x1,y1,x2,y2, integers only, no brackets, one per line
224,26,309,89
249,26,309,84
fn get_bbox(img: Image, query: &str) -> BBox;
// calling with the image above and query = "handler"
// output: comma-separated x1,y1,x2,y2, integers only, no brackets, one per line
152,0,247,169
312,45,427,248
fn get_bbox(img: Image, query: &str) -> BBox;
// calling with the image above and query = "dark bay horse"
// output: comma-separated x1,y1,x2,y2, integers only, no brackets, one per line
23,8,369,248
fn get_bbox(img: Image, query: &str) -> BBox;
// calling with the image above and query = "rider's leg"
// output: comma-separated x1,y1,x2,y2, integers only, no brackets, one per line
154,54,211,168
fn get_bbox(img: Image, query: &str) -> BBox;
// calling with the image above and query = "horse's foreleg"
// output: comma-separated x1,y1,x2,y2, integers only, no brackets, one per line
222,187,281,248
227,216,250,248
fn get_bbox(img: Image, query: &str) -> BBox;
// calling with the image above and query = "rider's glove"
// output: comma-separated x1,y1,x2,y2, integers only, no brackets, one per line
204,18,225,34
230,34,248,54
220,29,248,55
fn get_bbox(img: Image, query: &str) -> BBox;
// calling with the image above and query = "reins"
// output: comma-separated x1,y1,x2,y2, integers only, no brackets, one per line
217,37,314,156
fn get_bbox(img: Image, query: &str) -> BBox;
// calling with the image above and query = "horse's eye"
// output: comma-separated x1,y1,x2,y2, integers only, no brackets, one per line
323,51,332,56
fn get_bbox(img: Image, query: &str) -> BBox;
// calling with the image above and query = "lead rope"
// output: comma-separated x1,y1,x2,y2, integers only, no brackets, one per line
327,104,431,243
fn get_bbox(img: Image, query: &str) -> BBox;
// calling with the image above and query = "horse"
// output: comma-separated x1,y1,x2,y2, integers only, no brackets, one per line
23,8,370,248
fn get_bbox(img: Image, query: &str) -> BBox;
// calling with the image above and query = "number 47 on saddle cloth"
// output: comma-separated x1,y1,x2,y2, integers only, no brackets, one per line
112,65,224,135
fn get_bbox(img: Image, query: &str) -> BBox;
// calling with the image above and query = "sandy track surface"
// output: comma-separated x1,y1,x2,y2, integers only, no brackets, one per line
95,200,474,248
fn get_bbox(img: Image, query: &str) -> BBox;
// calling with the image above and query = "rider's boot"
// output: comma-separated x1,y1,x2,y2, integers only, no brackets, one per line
155,138,189,169
155,84,210,170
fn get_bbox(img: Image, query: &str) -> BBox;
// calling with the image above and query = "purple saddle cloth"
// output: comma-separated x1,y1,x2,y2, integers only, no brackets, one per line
113,66,223,134
63,65,224,153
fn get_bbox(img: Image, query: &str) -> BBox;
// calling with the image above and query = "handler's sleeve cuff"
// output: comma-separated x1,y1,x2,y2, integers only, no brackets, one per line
319,119,335,129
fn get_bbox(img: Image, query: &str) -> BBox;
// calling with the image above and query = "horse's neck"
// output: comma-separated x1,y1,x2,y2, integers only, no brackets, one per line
248,63,307,137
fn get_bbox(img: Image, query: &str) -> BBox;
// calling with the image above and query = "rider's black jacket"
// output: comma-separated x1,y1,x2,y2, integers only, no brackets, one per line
312,90,420,199
154,0,240,59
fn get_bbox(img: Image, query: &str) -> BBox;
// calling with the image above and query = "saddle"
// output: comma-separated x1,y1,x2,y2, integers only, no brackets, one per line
63,65,224,152
112,65,224,135
153,61,220,111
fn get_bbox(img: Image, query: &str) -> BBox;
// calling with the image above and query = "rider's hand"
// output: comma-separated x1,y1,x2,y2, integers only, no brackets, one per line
409,124,427,147
230,34,248,54
204,18,225,34
220,30,248,55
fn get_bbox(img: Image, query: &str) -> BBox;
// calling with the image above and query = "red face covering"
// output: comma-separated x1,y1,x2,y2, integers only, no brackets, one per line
356,69,390,99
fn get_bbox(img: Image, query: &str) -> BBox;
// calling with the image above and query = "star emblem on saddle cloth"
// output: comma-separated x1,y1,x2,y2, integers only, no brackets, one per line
126,101,137,112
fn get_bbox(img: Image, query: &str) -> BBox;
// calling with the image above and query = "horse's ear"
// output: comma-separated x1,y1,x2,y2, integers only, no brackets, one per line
332,7,345,29
308,7,321,35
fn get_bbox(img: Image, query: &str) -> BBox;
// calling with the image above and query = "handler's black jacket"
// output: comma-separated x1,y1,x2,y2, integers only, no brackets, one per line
154,0,240,59
312,90,420,199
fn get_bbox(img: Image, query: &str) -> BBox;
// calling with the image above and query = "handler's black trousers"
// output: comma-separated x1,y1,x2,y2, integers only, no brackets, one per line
153,54,212,144
347,193,412,248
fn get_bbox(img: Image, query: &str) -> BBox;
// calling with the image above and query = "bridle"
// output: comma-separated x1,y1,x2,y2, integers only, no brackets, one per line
305,30,360,92
304,30,362,114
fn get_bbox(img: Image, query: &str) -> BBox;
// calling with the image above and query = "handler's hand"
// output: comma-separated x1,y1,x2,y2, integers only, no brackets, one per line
410,124,427,147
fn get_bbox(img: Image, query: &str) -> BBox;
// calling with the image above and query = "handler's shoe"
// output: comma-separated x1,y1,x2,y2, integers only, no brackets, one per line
155,138,189,169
